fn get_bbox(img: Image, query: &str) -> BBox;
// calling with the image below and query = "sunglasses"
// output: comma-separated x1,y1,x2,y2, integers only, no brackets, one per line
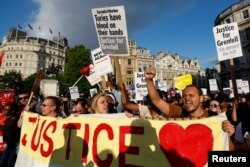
210,104,220,108
41,104,53,107
18,96,29,100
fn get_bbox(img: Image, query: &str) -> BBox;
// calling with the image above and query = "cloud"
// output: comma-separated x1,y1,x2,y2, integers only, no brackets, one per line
28,0,194,49
203,56,219,64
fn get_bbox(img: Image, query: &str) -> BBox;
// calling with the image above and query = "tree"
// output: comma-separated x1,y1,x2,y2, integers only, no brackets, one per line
0,70,23,95
23,72,41,96
59,45,94,96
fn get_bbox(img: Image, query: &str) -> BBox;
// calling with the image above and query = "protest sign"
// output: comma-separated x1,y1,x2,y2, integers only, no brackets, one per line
157,81,167,92
201,88,207,95
236,79,243,94
241,80,250,94
89,88,98,97
209,79,218,92
85,64,102,86
69,86,80,100
213,22,243,61
91,47,113,76
174,74,192,90
134,72,148,100
0,90,14,153
0,89,14,111
92,6,129,55
15,112,229,167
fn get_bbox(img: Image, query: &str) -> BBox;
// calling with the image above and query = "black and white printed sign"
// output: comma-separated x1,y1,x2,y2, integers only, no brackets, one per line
213,22,243,61
92,6,129,55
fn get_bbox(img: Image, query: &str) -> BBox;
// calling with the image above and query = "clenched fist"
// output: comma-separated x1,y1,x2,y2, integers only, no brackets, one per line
144,68,156,80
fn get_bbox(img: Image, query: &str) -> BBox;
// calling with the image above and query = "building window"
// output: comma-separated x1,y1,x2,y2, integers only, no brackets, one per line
126,68,133,75
246,28,250,40
243,10,249,19
15,62,18,66
16,55,18,59
226,18,231,23
128,59,131,65
19,62,22,66
126,78,133,86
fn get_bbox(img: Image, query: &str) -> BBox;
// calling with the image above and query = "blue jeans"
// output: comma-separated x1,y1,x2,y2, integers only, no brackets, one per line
0,146,17,167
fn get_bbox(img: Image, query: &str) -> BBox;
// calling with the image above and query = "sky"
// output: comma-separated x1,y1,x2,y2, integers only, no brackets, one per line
0,0,239,69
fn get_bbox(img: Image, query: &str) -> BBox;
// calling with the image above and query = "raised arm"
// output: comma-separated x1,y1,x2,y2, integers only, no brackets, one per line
144,68,172,115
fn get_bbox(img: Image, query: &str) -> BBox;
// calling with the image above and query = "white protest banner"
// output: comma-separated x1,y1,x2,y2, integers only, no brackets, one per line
229,80,235,98
85,64,102,86
69,86,79,100
236,79,243,94
91,47,113,76
92,6,129,55
208,79,218,91
15,112,229,167
201,88,207,95
213,22,243,61
157,81,167,92
223,87,232,96
241,80,250,94
134,72,148,100
89,88,98,97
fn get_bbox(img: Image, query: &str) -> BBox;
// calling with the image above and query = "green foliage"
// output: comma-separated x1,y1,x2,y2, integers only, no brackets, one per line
0,70,24,95
59,45,93,96
23,72,40,96
0,45,96,97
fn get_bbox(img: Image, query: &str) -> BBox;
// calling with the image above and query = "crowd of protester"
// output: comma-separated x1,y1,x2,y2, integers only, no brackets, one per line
0,67,250,166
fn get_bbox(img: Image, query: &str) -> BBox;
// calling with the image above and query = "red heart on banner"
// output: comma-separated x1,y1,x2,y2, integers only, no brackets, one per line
159,123,213,167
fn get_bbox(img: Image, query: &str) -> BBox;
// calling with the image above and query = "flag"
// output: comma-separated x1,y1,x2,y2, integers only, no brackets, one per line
38,26,41,32
0,52,4,62
58,32,61,38
28,24,33,30
80,64,91,76
49,28,52,34
18,24,23,29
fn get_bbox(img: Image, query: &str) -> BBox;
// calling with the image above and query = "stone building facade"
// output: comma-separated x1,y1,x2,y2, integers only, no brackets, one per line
117,40,206,90
214,0,250,88
0,28,68,78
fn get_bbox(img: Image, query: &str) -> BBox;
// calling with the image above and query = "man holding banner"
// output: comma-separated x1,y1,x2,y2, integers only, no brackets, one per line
144,68,235,150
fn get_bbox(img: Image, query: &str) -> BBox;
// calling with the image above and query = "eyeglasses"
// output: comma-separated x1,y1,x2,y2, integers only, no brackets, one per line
210,104,220,108
18,96,29,100
41,104,54,107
